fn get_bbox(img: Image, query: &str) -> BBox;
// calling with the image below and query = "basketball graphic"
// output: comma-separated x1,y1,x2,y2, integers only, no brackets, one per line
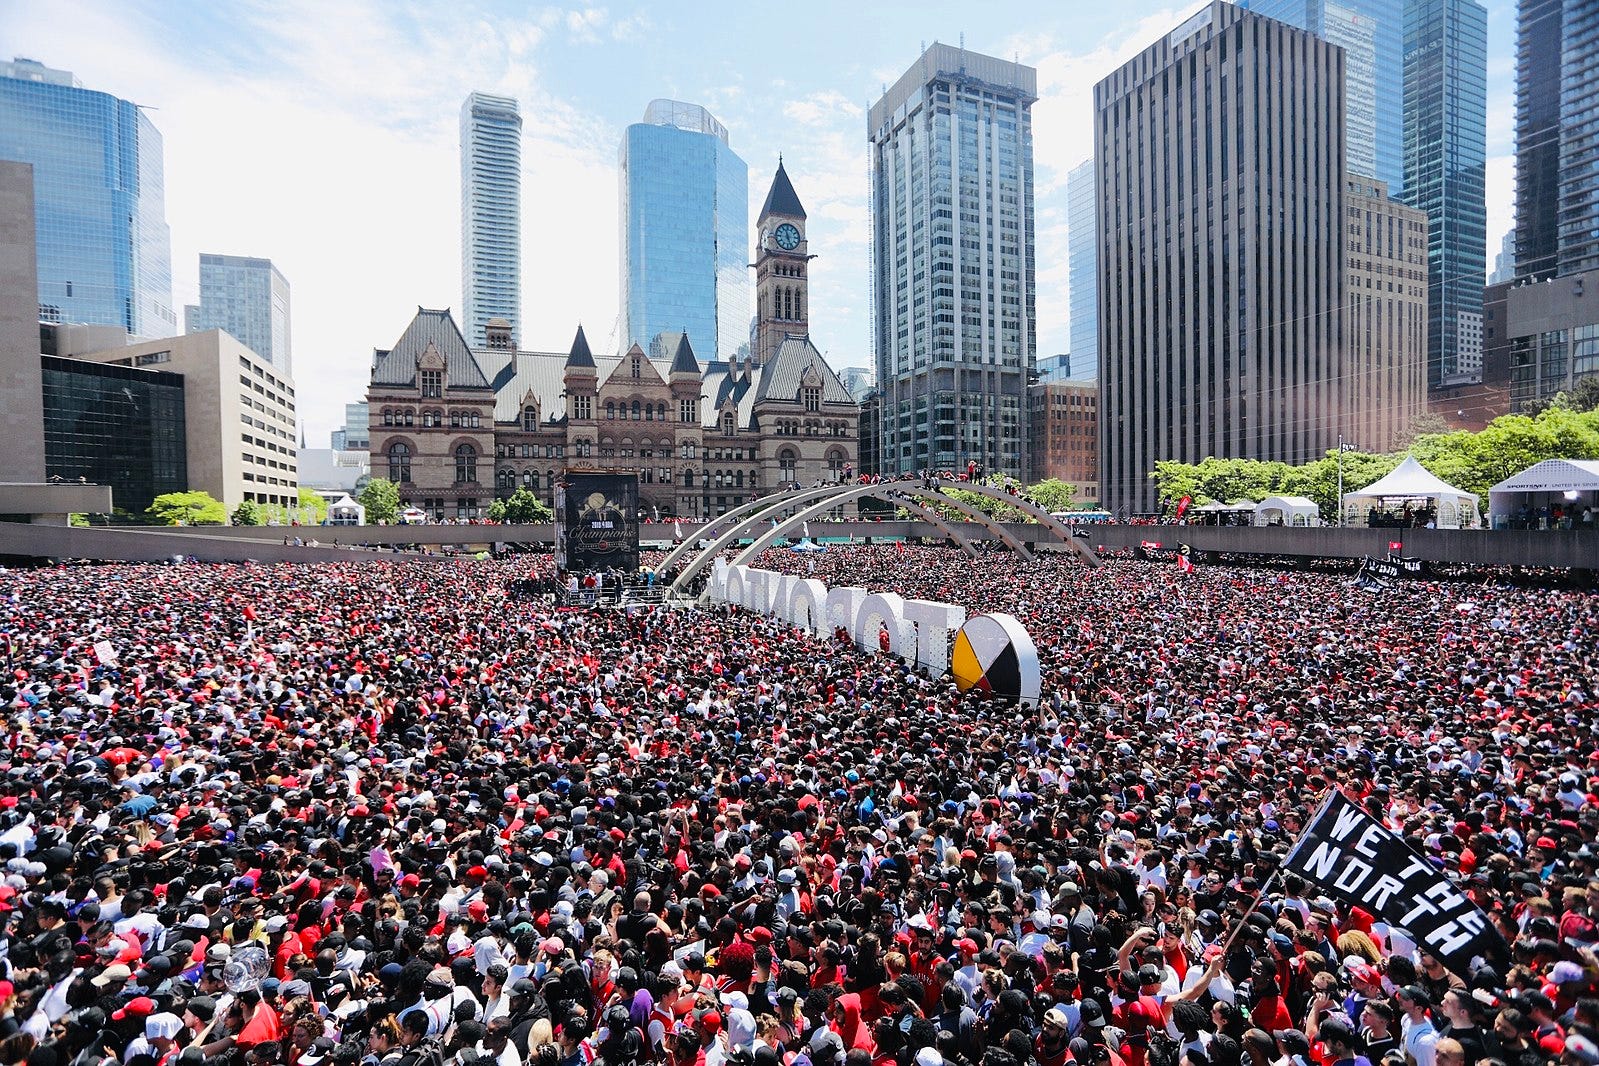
951,613,1041,705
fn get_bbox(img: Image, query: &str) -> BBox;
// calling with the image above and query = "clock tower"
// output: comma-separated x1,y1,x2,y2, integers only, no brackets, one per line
753,159,808,367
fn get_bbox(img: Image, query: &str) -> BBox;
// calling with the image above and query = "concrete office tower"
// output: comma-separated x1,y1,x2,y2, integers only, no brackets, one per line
1402,0,1487,388
0,161,45,481
869,43,1037,480
1243,0,1402,191
1095,3,1347,515
460,92,522,349
1066,158,1098,380
1345,176,1429,453
0,57,174,338
185,254,292,374
1515,0,1599,281
620,100,749,363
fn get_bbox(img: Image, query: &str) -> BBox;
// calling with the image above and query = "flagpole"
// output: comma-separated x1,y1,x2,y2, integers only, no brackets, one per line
1214,787,1338,957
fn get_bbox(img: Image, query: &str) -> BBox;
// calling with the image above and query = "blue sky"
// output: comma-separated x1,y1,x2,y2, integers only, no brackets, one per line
2,0,1515,443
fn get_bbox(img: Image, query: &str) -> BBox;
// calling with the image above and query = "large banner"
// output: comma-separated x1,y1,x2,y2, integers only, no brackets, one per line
1282,791,1508,980
556,473,639,574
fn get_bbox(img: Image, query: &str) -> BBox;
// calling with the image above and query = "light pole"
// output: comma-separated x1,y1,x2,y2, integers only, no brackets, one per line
1336,435,1358,527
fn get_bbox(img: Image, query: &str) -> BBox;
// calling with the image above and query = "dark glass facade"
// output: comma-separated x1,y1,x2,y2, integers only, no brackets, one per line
1402,0,1488,388
40,355,187,515
1515,0,1563,281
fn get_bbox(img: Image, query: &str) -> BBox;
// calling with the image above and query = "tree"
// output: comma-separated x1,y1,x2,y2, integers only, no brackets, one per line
147,491,226,526
359,478,399,524
232,500,263,526
503,487,553,523
487,498,508,522
1026,478,1077,512
297,487,329,525
68,513,89,528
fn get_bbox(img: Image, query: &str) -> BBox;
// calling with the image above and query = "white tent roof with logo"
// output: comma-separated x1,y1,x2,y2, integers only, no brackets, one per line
1488,459,1599,522
1341,456,1480,528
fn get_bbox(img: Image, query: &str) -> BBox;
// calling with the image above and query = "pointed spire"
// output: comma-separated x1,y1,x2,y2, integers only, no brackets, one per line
759,159,806,220
670,333,700,375
565,325,595,369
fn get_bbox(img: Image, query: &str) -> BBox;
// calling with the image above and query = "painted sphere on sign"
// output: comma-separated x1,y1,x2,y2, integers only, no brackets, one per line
951,613,1041,705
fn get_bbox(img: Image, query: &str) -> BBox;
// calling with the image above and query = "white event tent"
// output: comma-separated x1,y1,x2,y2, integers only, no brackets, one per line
1254,496,1320,526
1487,459,1599,528
1341,456,1481,528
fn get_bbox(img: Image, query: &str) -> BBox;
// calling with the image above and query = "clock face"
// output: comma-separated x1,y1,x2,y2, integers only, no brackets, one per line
774,223,801,250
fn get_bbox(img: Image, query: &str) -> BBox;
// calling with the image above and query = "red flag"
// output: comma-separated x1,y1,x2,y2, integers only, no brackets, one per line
895,541,905,553
1175,495,1192,519
1177,554,1194,574
1388,540,1403,551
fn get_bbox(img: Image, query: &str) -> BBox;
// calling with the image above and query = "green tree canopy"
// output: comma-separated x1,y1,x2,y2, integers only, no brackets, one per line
297,487,329,525
148,491,226,526
358,478,399,524
232,500,263,526
503,487,553,523
1026,478,1077,512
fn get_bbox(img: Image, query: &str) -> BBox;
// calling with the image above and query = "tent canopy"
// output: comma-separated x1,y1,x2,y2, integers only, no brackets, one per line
1488,458,1599,496
1196,499,1257,512
1488,459,1599,523
1342,456,1480,528
1347,456,1470,500
1254,495,1320,526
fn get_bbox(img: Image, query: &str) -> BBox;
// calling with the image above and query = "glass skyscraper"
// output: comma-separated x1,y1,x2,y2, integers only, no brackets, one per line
460,91,522,349
1403,0,1488,388
620,100,749,363
1242,0,1404,193
0,57,174,338
869,44,1037,479
185,253,292,374
1557,1,1599,277
1066,158,1097,379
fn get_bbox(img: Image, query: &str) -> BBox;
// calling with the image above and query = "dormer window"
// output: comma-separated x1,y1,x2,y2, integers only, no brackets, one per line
522,405,537,431
421,370,442,398
802,385,821,412
723,411,735,436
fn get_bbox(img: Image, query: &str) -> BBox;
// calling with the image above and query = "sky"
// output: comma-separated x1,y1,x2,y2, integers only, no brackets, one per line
3,0,1516,445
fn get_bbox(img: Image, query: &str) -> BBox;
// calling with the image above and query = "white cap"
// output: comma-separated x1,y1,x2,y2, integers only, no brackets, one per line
916,1050,944,1066
145,1013,184,1040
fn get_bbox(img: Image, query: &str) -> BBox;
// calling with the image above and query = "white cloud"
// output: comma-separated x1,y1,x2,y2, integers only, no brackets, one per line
5,0,624,445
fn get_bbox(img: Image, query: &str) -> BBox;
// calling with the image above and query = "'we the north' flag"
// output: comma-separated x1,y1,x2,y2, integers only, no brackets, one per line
1282,790,1508,980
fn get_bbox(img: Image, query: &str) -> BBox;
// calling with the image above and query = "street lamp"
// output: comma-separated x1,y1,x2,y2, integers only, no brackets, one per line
1335,435,1359,527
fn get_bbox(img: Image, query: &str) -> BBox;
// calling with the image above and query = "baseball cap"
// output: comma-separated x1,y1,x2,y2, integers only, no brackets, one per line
112,998,156,1022
92,964,133,989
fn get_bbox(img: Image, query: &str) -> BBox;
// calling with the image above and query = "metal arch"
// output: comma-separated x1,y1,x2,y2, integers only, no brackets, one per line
728,489,1032,570
670,482,1062,595
654,485,832,575
938,482,1101,567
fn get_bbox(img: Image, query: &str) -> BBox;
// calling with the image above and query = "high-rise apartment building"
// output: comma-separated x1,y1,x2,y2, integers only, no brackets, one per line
184,253,292,374
1515,0,1599,281
1489,228,1516,285
1095,3,1347,514
1402,0,1487,388
1345,176,1429,453
869,43,1037,480
1066,158,1098,379
0,57,174,338
459,92,522,349
1243,0,1403,192
1557,2,1599,277
1515,0,1563,281
620,100,748,364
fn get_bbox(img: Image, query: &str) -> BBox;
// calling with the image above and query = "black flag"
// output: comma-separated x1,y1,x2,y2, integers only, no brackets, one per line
1281,790,1509,981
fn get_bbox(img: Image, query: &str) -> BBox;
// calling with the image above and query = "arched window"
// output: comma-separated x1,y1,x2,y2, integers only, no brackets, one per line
778,448,797,483
403,409,414,426
546,468,555,490
523,470,534,487
657,403,667,420
722,411,735,436
387,442,411,483
450,411,460,428
454,443,477,484
383,409,394,426
631,400,641,420
497,469,513,490
606,401,615,420
523,405,537,431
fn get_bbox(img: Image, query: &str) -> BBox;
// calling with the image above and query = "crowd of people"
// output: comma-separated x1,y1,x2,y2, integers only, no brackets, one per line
0,545,1596,1066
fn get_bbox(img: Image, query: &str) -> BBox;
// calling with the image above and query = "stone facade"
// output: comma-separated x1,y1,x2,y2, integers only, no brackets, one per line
366,166,859,521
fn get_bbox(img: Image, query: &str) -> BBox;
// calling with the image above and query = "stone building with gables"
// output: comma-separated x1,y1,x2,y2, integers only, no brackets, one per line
365,164,858,520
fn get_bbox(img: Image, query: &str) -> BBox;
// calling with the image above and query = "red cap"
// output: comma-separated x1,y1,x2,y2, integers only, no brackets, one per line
1537,836,1559,850
468,900,489,919
956,938,979,956
112,997,156,1021
400,873,420,888
609,827,626,842
700,1011,722,1033
467,865,488,879
747,927,773,946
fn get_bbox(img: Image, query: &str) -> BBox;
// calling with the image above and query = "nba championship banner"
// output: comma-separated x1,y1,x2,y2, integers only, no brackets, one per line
1282,791,1508,980
556,473,640,573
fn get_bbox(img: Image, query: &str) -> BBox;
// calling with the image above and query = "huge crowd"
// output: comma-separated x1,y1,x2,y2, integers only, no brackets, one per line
1,545,1597,1066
